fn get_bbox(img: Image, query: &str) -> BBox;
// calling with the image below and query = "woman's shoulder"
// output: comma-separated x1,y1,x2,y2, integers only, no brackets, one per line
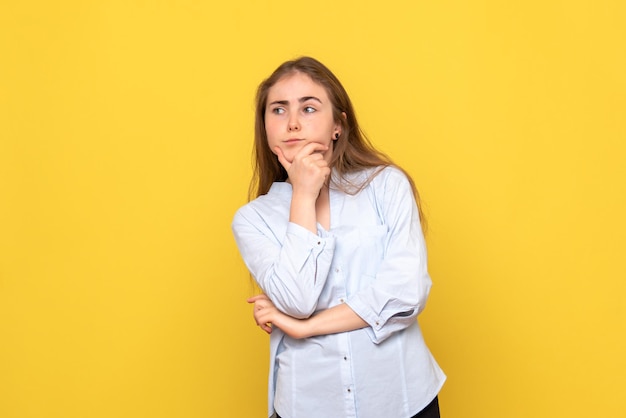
233,182,291,222
364,165,410,189
337,165,400,182
332,166,410,199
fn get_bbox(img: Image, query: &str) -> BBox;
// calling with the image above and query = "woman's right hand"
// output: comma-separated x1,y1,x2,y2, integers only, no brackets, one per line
247,294,311,339
275,143,330,199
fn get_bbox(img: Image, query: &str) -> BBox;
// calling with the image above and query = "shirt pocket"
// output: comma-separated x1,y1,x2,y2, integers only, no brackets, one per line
356,224,388,280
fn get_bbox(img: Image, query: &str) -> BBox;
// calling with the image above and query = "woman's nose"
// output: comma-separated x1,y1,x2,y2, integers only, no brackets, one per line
288,116,300,131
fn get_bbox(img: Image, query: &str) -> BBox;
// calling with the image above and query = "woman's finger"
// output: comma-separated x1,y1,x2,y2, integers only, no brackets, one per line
260,323,272,334
247,294,270,304
299,142,328,156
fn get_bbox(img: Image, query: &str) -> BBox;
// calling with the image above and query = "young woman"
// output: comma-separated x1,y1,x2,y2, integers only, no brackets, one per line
232,57,445,418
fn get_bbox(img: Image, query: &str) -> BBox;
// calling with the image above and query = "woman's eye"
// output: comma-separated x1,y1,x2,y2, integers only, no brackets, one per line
304,106,316,113
272,107,285,115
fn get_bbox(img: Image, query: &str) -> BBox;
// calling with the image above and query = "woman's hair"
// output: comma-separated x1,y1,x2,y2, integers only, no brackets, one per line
250,56,426,231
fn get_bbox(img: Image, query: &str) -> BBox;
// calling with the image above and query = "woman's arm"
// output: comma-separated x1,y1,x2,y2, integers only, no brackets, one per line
275,143,330,234
344,168,432,344
248,294,367,339
231,143,333,318
233,213,334,318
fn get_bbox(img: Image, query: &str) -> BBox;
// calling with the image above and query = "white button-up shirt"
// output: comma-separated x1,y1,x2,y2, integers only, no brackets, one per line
232,167,446,418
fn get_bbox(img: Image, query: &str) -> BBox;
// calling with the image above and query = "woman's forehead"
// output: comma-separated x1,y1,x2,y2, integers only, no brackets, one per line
267,72,329,102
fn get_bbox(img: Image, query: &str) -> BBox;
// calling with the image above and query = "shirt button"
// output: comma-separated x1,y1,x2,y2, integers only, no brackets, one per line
339,298,345,303
375,321,380,326
317,241,321,245
335,268,340,273
347,388,351,393
343,356,347,361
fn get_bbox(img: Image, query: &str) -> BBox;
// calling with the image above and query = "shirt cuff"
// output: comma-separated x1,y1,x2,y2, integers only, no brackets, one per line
346,295,414,344
286,222,335,252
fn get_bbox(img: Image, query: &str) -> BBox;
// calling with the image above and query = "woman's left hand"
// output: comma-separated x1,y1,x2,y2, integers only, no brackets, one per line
247,294,309,338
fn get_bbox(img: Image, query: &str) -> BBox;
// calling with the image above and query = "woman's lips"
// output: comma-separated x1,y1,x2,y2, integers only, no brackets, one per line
284,138,304,144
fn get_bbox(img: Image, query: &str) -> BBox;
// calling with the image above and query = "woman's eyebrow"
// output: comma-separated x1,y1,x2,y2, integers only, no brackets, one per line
299,96,322,104
268,96,323,107
268,99,289,106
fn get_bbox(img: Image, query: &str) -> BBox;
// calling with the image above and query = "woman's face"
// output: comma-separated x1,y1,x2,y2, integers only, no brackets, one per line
265,72,340,165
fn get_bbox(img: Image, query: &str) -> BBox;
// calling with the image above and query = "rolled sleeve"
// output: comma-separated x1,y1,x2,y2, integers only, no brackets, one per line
347,269,431,344
232,208,336,318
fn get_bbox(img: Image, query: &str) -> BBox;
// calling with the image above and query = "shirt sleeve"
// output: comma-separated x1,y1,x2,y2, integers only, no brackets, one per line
232,208,336,319
346,168,432,344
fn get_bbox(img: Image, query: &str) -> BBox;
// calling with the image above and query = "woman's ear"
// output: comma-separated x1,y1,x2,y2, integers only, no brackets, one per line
334,112,347,133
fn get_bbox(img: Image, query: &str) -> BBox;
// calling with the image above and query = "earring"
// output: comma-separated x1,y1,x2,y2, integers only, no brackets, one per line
334,132,340,140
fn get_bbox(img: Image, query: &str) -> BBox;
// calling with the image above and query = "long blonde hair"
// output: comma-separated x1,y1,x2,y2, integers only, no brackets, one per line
250,56,426,232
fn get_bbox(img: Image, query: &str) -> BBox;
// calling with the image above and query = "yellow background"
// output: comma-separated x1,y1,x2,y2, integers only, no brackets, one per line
1,1,625,417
